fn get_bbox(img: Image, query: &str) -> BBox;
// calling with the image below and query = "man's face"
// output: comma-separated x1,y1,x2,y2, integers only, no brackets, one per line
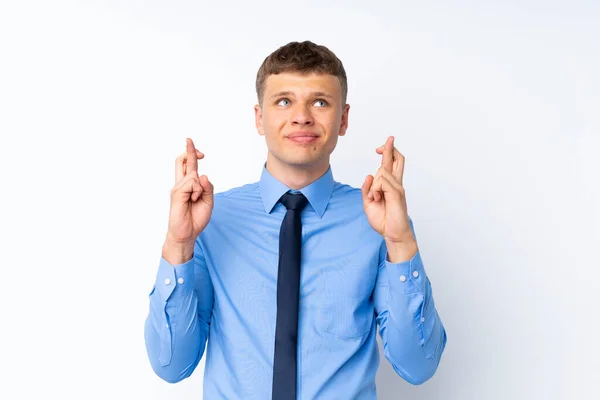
254,72,350,170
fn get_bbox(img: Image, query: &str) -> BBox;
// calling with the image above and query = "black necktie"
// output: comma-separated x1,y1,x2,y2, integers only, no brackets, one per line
272,192,308,400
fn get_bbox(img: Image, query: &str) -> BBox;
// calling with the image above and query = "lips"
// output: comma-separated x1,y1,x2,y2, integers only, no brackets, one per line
288,136,318,144
286,132,319,144
287,132,319,138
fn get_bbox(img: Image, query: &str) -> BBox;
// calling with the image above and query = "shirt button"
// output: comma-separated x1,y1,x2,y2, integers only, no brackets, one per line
164,278,171,285
165,323,169,329
177,277,184,284
421,317,425,323
399,275,407,282
413,271,419,278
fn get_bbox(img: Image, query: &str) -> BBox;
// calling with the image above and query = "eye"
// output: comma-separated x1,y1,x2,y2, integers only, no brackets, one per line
276,98,291,107
314,99,328,107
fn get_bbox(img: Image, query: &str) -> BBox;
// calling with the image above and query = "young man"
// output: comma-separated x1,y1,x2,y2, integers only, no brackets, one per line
145,40,447,399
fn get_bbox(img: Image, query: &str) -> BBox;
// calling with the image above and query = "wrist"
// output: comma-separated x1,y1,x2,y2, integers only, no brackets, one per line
385,240,418,263
162,237,195,265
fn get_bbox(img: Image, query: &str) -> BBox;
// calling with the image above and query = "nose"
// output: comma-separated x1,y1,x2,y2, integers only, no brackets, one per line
291,105,314,126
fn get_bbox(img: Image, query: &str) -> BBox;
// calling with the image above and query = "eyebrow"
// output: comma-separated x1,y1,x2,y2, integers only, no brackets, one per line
269,91,334,99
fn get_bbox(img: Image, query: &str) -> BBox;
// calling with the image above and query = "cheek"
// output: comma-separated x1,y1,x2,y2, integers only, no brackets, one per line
321,113,341,129
263,109,283,122
323,121,340,137
264,131,284,151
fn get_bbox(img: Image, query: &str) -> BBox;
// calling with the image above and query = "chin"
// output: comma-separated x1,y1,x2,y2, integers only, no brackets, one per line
286,154,325,168
269,146,328,169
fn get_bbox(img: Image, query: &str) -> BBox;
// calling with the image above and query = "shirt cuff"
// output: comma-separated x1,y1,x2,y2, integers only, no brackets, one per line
384,250,427,294
154,256,195,301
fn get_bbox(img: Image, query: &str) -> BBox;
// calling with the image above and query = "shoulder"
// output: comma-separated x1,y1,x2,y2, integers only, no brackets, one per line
214,181,260,200
331,181,363,204
210,181,262,216
326,181,369,220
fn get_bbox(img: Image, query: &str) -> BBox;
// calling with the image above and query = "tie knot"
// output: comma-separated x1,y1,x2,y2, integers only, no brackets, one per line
280,192,308,211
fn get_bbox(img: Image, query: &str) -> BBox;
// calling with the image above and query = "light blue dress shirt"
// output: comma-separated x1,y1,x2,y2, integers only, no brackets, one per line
145,163,447,399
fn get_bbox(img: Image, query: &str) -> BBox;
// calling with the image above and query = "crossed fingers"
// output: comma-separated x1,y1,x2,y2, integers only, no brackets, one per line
368,136,406,201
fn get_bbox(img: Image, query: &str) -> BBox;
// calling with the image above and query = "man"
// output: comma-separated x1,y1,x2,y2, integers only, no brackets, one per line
145,40,447,399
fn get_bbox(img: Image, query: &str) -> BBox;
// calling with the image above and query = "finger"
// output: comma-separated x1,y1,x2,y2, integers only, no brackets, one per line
392,147,405,186
376,145,405,186
379,175,403,199
176,150,205,183
368,166,390,201
370,168,403,202
175,152,188,183
381,136,394,173
371,175,383,202
361,174,375,205
368,167,384,201
171,171,202,201
186,138,198,175
381,170,404,192
371,175,402,203
372,177,383,203
371,169,384,202
190,178,203,202
379,167,403,190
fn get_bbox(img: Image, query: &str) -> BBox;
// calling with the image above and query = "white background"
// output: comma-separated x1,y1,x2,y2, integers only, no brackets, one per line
0,1,598,399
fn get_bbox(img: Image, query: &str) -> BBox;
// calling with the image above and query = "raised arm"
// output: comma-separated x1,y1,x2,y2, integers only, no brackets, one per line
144,138,216,383
362,136,447,384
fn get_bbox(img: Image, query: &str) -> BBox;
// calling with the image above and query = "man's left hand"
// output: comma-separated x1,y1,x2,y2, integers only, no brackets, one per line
361,136,418,262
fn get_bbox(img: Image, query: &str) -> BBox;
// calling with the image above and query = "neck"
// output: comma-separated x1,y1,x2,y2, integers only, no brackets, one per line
265,153,330,190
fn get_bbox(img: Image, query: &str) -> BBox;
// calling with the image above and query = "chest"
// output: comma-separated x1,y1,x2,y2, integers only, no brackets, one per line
203,214,382,306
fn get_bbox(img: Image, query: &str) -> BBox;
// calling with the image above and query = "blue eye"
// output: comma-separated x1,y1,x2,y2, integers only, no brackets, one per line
314,99,327,107
277,98,290,106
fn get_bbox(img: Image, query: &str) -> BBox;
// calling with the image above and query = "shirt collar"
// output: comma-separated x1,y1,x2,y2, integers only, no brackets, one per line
259,162,334,218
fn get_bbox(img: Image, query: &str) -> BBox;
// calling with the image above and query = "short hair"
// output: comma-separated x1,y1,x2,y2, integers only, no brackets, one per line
255,40,348,107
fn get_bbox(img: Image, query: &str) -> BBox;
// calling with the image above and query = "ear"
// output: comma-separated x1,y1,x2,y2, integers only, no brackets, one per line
338,103,350,137
254,104,265,136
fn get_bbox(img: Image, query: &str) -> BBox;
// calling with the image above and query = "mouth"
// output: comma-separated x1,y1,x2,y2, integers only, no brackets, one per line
286,133,319,145
287,136,318,144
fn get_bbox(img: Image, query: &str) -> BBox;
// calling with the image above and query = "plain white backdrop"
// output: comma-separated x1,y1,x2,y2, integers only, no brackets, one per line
0,1,598,399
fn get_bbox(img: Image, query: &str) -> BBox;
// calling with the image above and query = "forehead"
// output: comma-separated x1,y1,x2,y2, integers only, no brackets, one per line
264,72,341,97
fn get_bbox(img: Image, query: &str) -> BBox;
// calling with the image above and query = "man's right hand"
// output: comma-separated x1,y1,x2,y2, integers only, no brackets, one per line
162,138,214,264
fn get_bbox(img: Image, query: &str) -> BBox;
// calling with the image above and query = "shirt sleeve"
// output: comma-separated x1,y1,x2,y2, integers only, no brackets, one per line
144,238,214,383
373,217,447,385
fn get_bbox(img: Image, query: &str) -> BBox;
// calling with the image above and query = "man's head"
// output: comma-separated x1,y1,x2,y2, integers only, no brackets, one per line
254,41,350,175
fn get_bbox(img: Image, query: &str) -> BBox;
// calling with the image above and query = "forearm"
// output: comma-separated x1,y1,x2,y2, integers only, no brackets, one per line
145,288,206,383
144,255,212,383
375,251,447,385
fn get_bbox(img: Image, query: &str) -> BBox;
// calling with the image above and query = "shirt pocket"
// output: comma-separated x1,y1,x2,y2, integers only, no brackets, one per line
316,265,376,339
